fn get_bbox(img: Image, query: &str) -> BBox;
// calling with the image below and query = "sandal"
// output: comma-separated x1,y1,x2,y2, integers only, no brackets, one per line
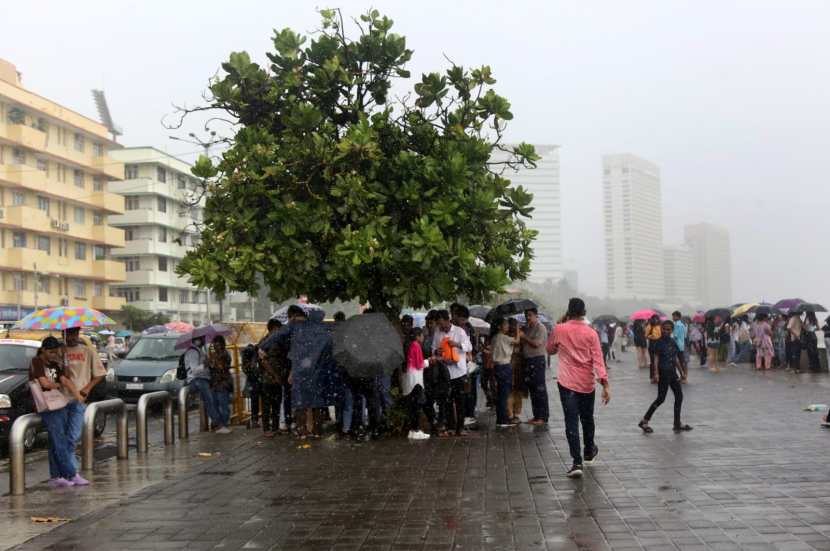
673,424,693,432
638,420,653,433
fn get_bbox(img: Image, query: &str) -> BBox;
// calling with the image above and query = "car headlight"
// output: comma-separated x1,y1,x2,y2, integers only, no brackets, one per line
0,394,11,408
106,367,116,383
159,368,178,384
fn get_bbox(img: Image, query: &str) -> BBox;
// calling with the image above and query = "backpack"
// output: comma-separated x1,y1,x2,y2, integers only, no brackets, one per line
176,346,196,380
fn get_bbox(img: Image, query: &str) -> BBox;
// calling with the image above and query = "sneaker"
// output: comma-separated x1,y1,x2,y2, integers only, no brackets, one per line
215,426,232,434
48,478,72,489
567,464,583,478
583,446,599,465
69,474,90,486
414,430,431,440
407,430,419,440
464,417,477,427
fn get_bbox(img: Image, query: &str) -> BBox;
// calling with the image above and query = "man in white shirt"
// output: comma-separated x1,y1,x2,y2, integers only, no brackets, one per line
431,309,472,436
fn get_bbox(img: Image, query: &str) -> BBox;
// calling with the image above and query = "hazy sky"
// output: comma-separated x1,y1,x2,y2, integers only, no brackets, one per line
5,1,829,307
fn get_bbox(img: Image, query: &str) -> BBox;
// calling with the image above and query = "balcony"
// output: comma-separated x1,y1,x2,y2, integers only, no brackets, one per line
0,205,125,247
0,165,125,214
0,249,125,283
91,295,125,311
110,209,192,231
91,156,124,181
0,122,48,150
114,238,190,258
89,191,124,214
124,269,193,288
92,259,126,282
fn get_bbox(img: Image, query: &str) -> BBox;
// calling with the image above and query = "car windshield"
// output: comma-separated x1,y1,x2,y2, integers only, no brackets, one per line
125,338,181,361
0,344,39,371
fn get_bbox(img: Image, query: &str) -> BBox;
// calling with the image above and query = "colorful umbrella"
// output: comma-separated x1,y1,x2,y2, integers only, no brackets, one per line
630,309,660,321
13,306,116,331
731,303,758,318
165,321,194,333
705,308,732,322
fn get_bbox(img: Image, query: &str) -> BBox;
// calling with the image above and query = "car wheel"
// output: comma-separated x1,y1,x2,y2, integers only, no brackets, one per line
94,414,107,437
23,426,38,452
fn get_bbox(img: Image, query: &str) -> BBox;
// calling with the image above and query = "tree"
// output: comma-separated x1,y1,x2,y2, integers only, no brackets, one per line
118,305,170,332
177,9,539,319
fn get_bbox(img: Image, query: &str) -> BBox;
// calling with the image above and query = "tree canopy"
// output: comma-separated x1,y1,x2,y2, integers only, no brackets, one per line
178,9,539,317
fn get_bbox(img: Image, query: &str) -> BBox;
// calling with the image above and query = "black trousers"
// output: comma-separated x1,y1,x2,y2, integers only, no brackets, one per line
249,383,261,423
347,375,381,433
648,341,658,378
786,340,802,370
644,374,683,427
407,385,435,432
260,383,280,432
445,376,467,434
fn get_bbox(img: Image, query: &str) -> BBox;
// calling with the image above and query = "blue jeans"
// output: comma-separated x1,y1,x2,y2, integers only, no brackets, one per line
213,390,231,427
558,383,596,465
525,356,549,422
494,363,513,425
65,400,86,472
190,378,220,426
41,408,76,479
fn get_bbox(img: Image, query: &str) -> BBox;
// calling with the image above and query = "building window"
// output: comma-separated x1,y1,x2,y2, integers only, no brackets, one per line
118,288,141,303
12,148,25,164
37,195,50,214
125,196,140,210
179,290,189,304
156,166,167,183
37,235,50,254
73,133,85,152
74,169,84,188
38,277,49,294
93,176,104,192
12,232,26,248
177,174,186,189
13,274,26,292
73,279,86,298
75,242,87,260
125,164,139,179
12,191,25,206
158,227,167,243
124,229,134,241
158,287,168,302
58,239,68,257
74,206,85,224
125,257,140,272
36,158,48,174
92,143,104,157
157,197,166,213
94,245,106,260
158,256,167,272
93,212,104,225
94,282,105,296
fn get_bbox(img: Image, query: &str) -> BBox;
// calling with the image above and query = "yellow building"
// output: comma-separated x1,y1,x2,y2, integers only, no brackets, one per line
0,59,126,320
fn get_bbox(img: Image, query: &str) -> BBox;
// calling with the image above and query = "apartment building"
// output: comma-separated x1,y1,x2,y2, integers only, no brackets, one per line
0,59,125,319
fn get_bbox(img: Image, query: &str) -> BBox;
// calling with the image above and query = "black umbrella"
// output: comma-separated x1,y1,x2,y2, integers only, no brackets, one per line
485,298,538,322
789,302,827,314
750,303,782,317
332,313,404,378
705,308,732,321
594,314,620,324
469,305,492,320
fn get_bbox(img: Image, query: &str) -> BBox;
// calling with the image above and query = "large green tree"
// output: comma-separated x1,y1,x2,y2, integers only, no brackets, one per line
178,9,539,318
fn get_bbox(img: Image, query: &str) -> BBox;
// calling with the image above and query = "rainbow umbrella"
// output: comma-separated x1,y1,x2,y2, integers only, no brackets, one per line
13,306,117,331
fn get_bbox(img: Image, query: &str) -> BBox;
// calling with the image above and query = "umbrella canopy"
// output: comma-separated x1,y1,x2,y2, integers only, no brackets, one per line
14,306,116,331
594,315,620,324
731,303,758,318
98,329,115,336
630,309,660,321
692,311,706,323
271,303,326,323
749,303,782,317
789,302,827,314
143,325,168,335
485,298,538,322
115,330,133,338
175,323,232,350
705,308,732,321
332,313,404,378
468,305,492,320
510,312,553,327
165,321,194,333
774,298,804,313
469,317,490,331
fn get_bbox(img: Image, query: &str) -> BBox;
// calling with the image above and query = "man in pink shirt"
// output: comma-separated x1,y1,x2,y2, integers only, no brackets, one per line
548,298,611,478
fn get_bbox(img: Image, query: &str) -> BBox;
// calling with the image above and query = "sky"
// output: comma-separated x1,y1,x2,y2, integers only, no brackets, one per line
4,0,829,307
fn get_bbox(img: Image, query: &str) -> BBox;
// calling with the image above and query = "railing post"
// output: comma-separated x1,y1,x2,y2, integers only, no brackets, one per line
9,413,42,496
163,397,174,445
82,398,127,471
178,385,190,440
136,391,174,453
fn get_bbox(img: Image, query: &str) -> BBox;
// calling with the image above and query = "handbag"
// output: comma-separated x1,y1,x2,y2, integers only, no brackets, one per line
29,381,69,413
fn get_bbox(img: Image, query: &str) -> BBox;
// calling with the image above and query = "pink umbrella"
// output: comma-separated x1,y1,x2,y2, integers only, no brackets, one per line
630,309,660,321
165,321,194,334
692,311,706,323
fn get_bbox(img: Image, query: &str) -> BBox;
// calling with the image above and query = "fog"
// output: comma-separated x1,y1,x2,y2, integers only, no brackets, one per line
5,0,829,308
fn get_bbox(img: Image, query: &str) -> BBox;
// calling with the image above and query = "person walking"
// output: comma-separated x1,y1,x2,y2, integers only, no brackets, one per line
689,323,705,367
30,337,86,488
402,328,433,439
431,309,472,436
633,320,648,369
671,312,688,383
638,320,692,434
612,324,623,362
753,314,775,370
521,308,549,425
62,327,106,477
208,336,233,434
490,317,520,428
645,316,662,383
597,323,610,366
548,298,610,478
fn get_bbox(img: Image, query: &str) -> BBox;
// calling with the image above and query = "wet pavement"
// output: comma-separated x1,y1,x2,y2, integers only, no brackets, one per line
5,352,830,551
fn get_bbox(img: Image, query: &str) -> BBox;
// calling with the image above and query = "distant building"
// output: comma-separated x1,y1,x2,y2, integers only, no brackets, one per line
497,145,562,283
663,245,697,304
108,147,218,325
684,223,732,307
603,154,664,299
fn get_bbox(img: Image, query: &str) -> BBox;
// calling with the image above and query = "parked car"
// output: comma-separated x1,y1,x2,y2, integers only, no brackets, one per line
108,334,185,403
0,338,109,452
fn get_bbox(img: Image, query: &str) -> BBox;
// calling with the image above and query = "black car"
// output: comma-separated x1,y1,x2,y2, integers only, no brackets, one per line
0,338,108,452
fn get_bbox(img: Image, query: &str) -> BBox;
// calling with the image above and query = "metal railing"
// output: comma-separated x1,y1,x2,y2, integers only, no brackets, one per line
177,384,208,440
136,391,174,453
9,413,42,496
82,398,128,471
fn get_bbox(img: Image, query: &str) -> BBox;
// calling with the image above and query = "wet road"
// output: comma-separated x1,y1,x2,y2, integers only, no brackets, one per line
7,353,830,551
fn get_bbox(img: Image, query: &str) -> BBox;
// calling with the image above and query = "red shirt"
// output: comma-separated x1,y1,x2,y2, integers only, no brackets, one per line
548,320,608,394
407,341,425,371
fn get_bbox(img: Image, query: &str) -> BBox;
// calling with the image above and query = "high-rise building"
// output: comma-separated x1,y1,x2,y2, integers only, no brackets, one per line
0,59,126,320
603,153,664,299
663,245,697,304
684,223,732,307
501,145,562,283
108,147,219,324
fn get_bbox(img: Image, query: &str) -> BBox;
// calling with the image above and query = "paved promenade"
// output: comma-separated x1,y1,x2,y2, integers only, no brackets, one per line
6,354,830,551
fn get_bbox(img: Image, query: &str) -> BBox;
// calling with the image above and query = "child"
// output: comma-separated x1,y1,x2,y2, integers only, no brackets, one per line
638,320,692,433
490,318,520,427
402,328,434,439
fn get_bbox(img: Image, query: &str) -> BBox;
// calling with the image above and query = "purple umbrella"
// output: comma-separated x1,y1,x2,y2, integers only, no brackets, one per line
143,325,168,335
773,298,805,314
175,323,232,350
